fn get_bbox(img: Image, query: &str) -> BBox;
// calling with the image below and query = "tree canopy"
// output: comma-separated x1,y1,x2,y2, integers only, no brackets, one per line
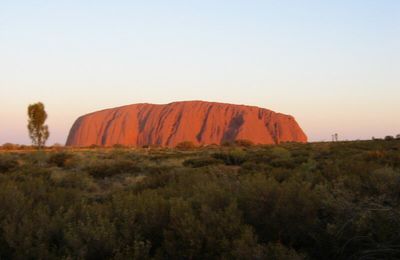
27,102,49,149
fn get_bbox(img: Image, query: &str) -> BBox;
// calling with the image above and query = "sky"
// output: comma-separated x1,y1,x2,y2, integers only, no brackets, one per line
0,0,399,145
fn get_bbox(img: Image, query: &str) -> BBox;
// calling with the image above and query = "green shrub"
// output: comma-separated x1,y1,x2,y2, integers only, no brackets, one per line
113,144,127,149
234,139,255,147
176,141,196,150
183,157,223,168
264,242,305,260
212,149,247,165
221,140,234,147
0,155,18,172
47,152,74,167
86,159,141,178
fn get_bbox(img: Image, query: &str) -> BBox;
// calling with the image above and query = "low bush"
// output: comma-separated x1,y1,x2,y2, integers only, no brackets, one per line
176,141,196,150
212,149,247,165
264,242,305,260
1,143,19,150
0,155,18,172
183,157,223,168
221,140,235,147
113,144,127,149
234,139,255,147
47,152,74,167
86,159,141,178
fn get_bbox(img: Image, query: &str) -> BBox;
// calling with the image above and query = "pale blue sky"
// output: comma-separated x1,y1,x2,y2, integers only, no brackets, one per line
1,0,399,144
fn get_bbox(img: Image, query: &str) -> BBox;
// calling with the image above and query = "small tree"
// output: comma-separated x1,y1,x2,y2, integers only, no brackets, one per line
396,134,400,140
384,135,394,141
27,102,50,149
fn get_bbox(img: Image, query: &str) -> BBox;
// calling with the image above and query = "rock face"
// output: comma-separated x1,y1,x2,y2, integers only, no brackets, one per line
66,101,307,147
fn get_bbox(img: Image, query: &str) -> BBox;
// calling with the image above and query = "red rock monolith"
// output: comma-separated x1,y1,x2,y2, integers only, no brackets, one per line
66,101,307,147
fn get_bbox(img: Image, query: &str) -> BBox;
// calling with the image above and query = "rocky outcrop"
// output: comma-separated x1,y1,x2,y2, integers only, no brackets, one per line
66,101,307,147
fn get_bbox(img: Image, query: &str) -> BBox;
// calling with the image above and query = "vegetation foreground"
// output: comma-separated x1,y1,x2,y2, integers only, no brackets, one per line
0,140,400,259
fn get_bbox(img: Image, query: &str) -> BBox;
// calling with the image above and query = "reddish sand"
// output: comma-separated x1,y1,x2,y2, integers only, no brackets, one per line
66,101,307,147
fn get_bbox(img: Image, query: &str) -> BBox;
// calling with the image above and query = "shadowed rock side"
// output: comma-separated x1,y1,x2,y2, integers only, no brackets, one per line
66,101,307,147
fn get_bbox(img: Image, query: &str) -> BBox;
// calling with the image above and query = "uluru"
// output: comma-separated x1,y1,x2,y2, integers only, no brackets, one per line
66,101,307,147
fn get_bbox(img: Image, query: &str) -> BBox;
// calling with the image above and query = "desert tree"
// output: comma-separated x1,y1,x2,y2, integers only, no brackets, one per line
384,135,394,141
27,102,50,149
